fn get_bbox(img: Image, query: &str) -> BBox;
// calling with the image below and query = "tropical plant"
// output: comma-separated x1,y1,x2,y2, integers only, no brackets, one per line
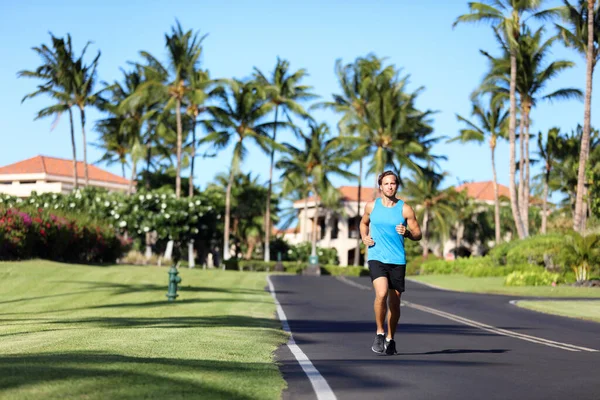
454,0,557,239
535,127,563,233
202,79,282,261
253,58,315,261
563,231,600,282
555,0,600,232
449,98,509,244
18,33,79,189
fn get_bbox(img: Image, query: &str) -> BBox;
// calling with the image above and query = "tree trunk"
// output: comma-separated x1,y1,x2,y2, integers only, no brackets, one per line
145,145,152,190
518,104,526,223
311,200,320,258
509,51,526,238
422,210,430,258
68,108,78,190
491,137,501,244
523,104,531,236
128,160,137,195
79,108,89,186
189,115,197,197
175,98,183,199
303,196,309,242
223,167,234,263
542,174,549,234
573,0,596,233
264,105,279,262
353,159,363,266
121,162,126,179
188,241,195,268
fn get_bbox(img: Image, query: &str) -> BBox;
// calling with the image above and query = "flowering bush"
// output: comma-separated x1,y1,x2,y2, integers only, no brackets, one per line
0,206,129,263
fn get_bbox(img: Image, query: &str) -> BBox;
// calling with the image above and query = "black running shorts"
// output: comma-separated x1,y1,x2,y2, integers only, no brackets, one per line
368,260,406,292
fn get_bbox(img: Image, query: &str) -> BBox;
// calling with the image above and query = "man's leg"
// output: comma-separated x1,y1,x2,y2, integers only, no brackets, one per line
386,289,402,340
372,277,389,334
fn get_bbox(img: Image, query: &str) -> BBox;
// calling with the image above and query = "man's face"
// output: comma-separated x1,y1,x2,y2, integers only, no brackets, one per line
380,175,398,197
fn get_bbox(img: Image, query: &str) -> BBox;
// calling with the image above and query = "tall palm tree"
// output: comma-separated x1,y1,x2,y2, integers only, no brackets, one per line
555,0,599,232
18,33,79,189
454,0,556,239
276,122,356,261
71,44,102,186
253,58,315,262
202,79,282,262
185,68,212,197
477,26,581,235
535,127,562,233
127,21,206,198
323,55,392,265
449,99,509,244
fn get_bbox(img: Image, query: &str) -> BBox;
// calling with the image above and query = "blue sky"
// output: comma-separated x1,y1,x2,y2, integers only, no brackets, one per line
1,0,597,198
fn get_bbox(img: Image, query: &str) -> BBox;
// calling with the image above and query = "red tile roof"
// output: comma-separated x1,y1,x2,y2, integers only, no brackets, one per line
293,186,378,206
0,155,131,185
455,181,541,204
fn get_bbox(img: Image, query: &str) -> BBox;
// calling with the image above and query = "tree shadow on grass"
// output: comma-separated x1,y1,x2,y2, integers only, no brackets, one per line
56,280,267,295
0,352,278,400
1,315,284,330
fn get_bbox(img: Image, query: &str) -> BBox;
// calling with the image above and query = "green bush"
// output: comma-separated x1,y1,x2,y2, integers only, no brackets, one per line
504,270,561,286
320,265,370,277
505,234,564,266
464,263,542,277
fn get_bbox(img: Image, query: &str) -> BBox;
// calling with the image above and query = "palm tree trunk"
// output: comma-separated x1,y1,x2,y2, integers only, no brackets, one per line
145,145,152,190
542,173,549,234
311,200,320,258
523,108,531,236
303,196,309,242
264,105,279,262
573,0,596,233
223,168,234,263
518,104,526,222
189,115,197,197
509,51,526,239
422,210,430,258
128,160,136,195
121,162,126,179
79,108,89,187
353,159,363,266
68,108,78,190
491,138,501,244
175,98,183,199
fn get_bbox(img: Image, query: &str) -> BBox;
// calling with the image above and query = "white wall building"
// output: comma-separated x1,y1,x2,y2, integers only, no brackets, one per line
0,155,132,197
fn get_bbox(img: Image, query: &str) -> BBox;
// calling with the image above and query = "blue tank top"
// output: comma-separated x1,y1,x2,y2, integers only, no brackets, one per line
367,198,406,265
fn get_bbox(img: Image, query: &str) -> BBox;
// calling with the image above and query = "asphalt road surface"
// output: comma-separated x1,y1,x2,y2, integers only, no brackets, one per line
269,275,600,400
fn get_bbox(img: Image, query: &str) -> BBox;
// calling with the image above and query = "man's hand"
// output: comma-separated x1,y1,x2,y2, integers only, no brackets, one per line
362,235,375,246
395,224,407,236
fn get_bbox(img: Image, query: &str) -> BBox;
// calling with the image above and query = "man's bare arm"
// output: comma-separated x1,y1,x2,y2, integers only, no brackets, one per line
360,201,375,246
403,203,422,241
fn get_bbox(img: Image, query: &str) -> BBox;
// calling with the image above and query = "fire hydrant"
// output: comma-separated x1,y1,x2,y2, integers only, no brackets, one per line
166,266,182,301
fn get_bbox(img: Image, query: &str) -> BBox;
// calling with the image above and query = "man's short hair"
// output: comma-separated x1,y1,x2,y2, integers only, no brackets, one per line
378,170,399,186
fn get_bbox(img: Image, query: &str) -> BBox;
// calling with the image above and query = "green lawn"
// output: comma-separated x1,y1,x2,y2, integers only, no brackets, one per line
515,301,600,323
0,260,288,400
408,275,600,298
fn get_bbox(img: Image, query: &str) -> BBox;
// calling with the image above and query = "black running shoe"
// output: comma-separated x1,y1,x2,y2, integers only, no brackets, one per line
371,334,385,353
384,339,397,355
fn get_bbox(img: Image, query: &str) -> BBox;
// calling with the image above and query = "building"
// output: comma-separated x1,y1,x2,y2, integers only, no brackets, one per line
0,155,132,197
278,181,537,266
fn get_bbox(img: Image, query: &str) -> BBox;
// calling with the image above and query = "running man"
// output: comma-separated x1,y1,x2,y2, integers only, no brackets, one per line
360,170,422,355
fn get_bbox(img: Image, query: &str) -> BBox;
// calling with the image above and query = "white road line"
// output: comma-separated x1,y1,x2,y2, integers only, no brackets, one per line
267,276,337,400
336,276,598,353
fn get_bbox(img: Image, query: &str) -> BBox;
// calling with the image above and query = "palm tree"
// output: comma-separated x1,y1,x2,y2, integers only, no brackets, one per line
563,231,600,282
185,68,212,197
535,127,562,233
71,44,102,186
454,0,556,239
555,0,600,232
253,58,315,262
477,26,581,235
401,170,457,258
202,79,282,262
126,21,206,198
18,33,79,189
449,99,509,244
276,122,356,261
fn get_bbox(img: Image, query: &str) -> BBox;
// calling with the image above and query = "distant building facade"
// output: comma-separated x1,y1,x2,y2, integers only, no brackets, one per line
0,155,132,197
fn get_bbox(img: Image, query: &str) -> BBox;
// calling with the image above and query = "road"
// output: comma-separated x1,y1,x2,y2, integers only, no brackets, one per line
269,275,600,400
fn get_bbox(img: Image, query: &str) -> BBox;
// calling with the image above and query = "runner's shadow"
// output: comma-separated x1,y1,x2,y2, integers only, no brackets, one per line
399,349,509,356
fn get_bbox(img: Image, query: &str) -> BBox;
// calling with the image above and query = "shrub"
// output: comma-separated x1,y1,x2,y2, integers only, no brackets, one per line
504,270,561,286
320,265,370,277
